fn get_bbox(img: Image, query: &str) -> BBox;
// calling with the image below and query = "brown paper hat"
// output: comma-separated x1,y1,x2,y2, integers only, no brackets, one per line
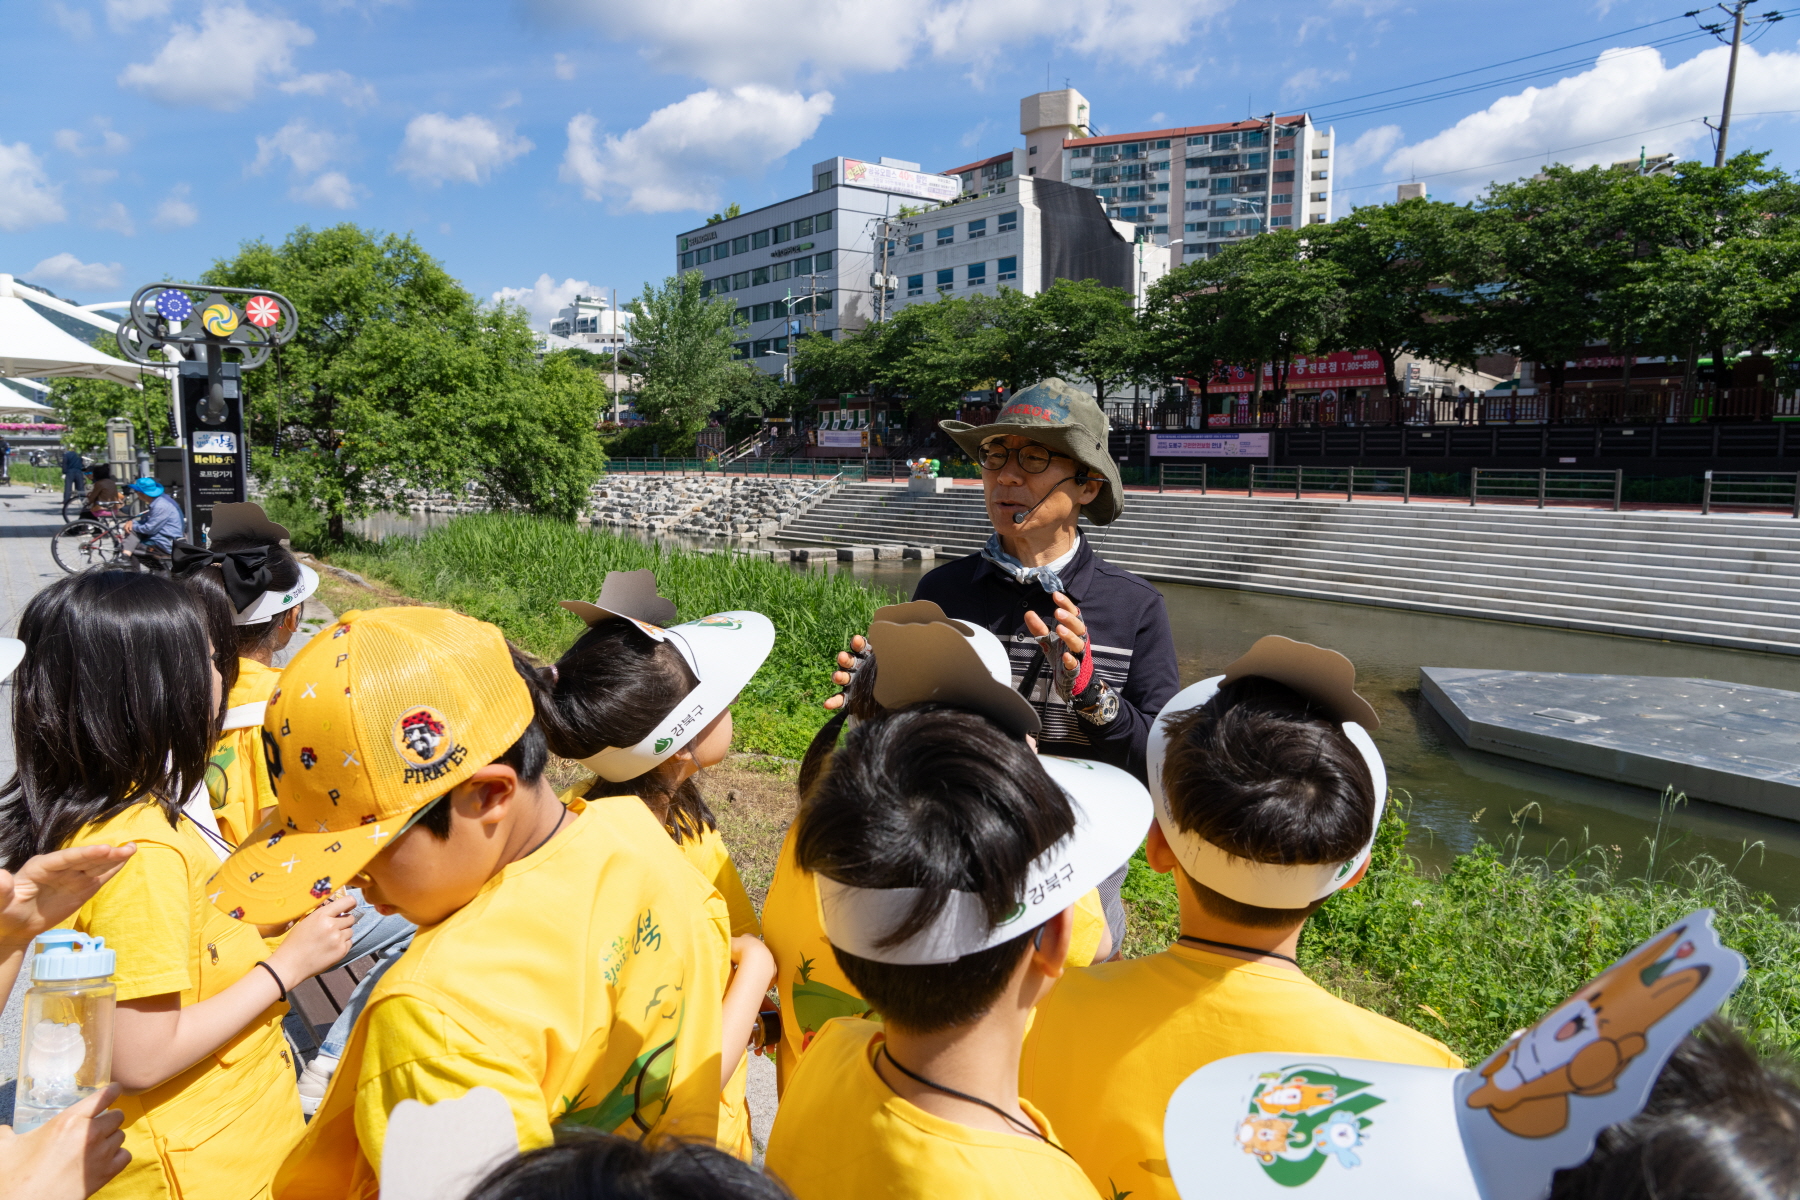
1220,635,1380,730
207,502,290,544
868,619,1040,738
558,569,678,630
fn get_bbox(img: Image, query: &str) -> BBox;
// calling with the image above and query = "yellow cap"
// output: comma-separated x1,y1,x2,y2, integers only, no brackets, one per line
208,606,534,924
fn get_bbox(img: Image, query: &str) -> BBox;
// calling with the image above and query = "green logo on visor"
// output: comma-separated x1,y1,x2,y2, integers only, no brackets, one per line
654,737,673,754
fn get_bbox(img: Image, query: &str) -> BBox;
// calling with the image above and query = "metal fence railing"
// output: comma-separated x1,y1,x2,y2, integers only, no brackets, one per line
1238,464,1414,502
1469,468,1622,510
1108,387,1797,430
603,458,928,483
1701,470,1800,517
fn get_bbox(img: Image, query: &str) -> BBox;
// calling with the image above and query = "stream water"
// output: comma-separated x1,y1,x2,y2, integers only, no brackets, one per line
356,513,1800,911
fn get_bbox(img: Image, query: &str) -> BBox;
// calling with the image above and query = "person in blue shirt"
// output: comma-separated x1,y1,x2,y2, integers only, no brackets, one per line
123,477,184,564
61,447,86,503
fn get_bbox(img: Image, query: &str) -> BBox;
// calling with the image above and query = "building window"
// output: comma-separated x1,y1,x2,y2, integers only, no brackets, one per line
773,262,792,282
967,261,987,286
815,171,833,190
1185,222,1204,232
1271,216,1292,227
937,227,954,246
997,255,1017,282
695,246,712,264
1272,193,1293,205
753,339,771,357
1154,181,1170,192
774,223,792,243
1275,171,1295,183
1187,135,1208,147
731,236,749,254
1312,191,1328,202
906,273,924,296
753,302,771,322
752,266,770,286
1072,168,1091,179
1154,139,1170,149
936,268,954,292
1152,224,1168,235
731,271,749,290
967,217,987,237
1185,179,1202,189
1149,204,1167,213
733,342,750,359
1275,149,1293,160
771,298,789,318
735,307,751,324
792,256,812,275
906,233,923,253
815,291,833,311
713,241,730,260
1185,200,1207,211
795,215,813,237
1073,146,1091,157
1312,170,1329,180
1151,160,1169,171
816,211,833,231
813,250,833,270
752,229,770,249
1311,213,1327,223
1314,148,1330,159
679,252,694,269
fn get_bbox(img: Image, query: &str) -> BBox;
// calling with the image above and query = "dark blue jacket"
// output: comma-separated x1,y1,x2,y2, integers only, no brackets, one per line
913,538,1180,780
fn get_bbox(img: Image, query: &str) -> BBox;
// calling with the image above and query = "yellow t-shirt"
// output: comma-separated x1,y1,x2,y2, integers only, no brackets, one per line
272,794,733,1200
762,825,1108,1088
205,658,282,846
1019,943,1463,1200
676,824,760,939
765,1018,1100,1200
66,801,302,1200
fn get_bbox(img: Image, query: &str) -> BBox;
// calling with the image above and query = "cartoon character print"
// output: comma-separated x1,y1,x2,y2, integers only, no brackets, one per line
309,877,333,899
266,829,285,848
395,707,450,766
1464,926,1710,1138
1234,1066,1382,1185
227,907,246,920
299,747,318,770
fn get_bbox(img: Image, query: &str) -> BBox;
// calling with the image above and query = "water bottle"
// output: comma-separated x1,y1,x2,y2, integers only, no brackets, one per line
12,929,116,1133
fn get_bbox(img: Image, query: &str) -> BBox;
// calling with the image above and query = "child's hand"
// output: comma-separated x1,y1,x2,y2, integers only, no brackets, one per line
0,1082,130,1200
822,635,868,712
0,844,137,952
267,892,357,984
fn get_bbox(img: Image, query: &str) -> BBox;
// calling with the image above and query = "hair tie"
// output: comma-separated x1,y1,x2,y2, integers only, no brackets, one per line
549,664,560,685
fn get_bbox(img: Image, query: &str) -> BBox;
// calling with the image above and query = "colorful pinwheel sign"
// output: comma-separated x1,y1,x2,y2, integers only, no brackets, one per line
154,288,193,322
245,295,281,328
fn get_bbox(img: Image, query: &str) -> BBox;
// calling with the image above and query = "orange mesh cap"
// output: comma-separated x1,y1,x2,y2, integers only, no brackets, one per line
207,606,534,924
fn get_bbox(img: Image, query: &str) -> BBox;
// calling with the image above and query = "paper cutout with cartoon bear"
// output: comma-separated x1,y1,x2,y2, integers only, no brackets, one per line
1161,909,1745,1200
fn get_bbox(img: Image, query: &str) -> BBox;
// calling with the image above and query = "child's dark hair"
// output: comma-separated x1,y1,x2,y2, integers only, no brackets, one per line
1549,1016,1800,1200
0,571,218,869
796,644,882,800
412,645,551,841
466,1128,793,1200
532,618,715,842
794,705,1074,1033
1161,676,1375,928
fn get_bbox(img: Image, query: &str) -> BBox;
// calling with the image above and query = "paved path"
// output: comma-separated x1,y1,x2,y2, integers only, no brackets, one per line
1,483,79,1091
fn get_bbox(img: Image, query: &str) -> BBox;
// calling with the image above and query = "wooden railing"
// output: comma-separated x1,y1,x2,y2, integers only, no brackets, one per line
1111,388,1797,429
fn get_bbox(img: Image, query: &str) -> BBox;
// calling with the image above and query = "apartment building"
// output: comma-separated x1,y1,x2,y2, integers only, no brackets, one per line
536,294,630,357
672,156,962,373
968,89,1335,266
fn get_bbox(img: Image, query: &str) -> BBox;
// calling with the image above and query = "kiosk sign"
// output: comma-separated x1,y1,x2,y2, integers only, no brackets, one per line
1151,432,1271,458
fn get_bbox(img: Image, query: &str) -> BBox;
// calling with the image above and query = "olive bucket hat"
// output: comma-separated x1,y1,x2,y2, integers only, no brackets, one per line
940,377,1124,525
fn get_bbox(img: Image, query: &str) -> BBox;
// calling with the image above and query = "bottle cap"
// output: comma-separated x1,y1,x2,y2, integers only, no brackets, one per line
31,930,116,982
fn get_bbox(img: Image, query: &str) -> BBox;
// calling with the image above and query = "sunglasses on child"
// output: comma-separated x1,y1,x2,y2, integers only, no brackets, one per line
977,441,1075,474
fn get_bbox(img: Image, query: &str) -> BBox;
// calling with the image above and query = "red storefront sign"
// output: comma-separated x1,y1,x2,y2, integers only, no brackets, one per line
1185,351,1389,395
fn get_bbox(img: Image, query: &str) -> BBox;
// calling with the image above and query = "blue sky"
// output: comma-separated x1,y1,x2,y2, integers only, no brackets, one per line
6,0,1800,328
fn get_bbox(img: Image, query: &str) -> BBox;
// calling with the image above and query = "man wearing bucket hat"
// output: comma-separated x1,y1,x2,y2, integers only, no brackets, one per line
875,377,1177,950
1019,636,1459,1200
123,476,185,567
765,709,1149,1198
211,606,731,1199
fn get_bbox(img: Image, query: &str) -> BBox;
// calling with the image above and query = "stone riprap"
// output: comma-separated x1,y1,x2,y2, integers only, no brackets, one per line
586,476,831,539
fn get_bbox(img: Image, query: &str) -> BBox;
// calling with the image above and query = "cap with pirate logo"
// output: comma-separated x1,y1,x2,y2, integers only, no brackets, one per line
1148,636,1386,910
207,606,534,924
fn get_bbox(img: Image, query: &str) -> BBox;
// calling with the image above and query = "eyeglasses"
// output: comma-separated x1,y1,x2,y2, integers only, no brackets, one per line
978,442,1073,474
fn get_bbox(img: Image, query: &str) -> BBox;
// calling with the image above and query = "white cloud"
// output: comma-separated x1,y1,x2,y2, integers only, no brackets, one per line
119,3,314,110
1283,66,1346,101
53,119,131,157
553,52,577,80
279,69,378,106
0,143,67,231
395,113,533,185
523,0,1228,87
105,0,171,27
251,119,344,176
292,171,359,208
492,274,593,329
1384,42,1800,198
48,2,94,37
78,168,120,184
154,183,198,228
95,200,136,235
28,253,123,292
1338,123,1403,178
561,86,832,212
958,118,992,150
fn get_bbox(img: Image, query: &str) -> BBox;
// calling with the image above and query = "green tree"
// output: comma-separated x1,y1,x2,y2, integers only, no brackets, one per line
49,334,172,452
464,350,610,522
1314,198,1486,398
1141,262,1233,411
1030,279,1143,402
626,271,746,438
1208,230,1346,402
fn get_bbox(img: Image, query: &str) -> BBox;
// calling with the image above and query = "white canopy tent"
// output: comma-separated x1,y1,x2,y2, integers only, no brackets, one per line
0,273,152,387
0,394,59,419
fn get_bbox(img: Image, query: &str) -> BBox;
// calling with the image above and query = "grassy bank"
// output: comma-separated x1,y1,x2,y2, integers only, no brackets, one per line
318,512,902,759
1125,795,1800,1061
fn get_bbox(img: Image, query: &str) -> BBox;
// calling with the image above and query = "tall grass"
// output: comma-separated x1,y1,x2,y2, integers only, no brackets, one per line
324,513,903,758
1125,793,1800,1061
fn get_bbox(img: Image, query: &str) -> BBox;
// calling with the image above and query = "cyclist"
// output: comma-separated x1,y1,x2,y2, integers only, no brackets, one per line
123,477,183,571
81,464,121,520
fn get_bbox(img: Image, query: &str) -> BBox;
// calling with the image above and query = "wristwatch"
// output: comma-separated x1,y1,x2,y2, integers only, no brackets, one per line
1053,636,1120,726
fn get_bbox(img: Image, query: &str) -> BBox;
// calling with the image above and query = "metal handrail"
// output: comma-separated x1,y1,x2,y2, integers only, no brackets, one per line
1243,464,1412,502
1470,468,1622,510
1702,470,1800,517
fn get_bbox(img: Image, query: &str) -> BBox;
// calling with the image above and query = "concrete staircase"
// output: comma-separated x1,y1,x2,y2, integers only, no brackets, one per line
775,483,1800,656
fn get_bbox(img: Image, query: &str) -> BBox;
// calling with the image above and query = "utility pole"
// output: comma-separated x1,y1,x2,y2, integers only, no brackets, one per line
1264,111,1277,237
1715,0,1748,166
609,285,620,424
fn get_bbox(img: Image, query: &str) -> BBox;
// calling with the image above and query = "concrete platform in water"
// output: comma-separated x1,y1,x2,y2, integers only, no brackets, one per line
1419,668,1800,821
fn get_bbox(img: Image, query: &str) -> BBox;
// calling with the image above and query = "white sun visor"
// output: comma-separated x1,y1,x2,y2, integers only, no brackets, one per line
579,610,775,782
233,563,319,626
1148,675,1386,910
817,754,1151,964
0,637,24,684
1163,910,1745,1200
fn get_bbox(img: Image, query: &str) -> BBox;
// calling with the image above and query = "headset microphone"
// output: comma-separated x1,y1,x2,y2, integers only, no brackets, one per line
1010,468,1093,525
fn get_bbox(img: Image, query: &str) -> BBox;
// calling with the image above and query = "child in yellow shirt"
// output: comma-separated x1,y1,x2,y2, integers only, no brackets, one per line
0,571,357,1200
202,605,740,1200
1020,636,1460,1200
763,624,1153,1200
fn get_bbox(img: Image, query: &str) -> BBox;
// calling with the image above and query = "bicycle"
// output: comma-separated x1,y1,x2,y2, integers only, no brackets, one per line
51,516,131,573
63,485,142,525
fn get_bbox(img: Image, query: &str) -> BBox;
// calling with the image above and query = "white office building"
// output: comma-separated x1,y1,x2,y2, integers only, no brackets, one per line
534,294,632,357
